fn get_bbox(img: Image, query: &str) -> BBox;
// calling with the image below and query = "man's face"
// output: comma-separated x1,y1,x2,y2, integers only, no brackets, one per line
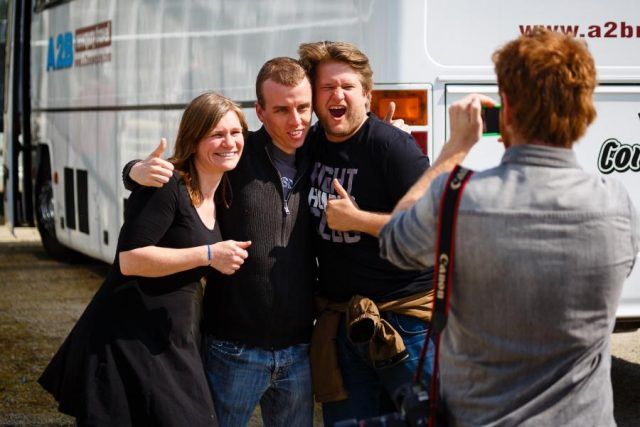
313,60,370,143
256,78,313,154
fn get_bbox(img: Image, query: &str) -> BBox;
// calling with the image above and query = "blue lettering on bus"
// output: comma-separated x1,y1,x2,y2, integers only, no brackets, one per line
46,37,55,71
46,31,74,71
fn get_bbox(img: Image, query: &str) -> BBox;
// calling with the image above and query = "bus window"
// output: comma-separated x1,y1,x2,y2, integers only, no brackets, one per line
34,0,75,14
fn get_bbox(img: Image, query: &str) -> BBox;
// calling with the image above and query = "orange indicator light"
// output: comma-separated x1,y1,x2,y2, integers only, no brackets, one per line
370,90,428,126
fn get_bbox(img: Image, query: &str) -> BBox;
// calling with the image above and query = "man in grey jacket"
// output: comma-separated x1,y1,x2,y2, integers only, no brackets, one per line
379,28,640,426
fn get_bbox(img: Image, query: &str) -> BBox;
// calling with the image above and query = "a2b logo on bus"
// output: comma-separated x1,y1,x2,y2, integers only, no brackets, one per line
47,32,73,71
598,138,640,174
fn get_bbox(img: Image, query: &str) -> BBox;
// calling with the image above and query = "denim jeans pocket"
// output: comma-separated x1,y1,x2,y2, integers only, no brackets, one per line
387,313,428,336
206,337,245,356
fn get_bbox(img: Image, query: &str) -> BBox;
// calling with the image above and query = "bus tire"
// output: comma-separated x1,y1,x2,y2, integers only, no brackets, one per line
35,149,76,260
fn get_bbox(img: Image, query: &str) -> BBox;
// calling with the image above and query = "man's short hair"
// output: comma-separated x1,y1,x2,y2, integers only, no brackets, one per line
255,57,309,108
298,41,373,94
493,28,597,148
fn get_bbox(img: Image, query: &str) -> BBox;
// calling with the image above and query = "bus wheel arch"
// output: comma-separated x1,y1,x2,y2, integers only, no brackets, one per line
34,144,75,259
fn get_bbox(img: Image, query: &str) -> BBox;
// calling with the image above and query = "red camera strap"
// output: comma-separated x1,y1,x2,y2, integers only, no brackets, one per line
428,165,473,427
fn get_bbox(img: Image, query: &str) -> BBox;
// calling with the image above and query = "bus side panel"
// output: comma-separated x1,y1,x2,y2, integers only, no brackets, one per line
96,109,118,261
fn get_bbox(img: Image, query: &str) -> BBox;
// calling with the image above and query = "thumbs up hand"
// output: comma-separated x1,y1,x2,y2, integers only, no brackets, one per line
383,101,396,123
130,138,176,188
150,137,168,158
383,101,410,134
326,179,361,232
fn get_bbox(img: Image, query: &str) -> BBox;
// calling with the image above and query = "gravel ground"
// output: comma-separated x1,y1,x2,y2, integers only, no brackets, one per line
0,226,638,426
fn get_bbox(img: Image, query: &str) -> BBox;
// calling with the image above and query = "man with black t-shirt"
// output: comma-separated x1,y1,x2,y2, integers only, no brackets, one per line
298,41,435,425
122,58,316,427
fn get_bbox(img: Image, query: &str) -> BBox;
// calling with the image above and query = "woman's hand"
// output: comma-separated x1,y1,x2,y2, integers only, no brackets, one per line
210,240,251,275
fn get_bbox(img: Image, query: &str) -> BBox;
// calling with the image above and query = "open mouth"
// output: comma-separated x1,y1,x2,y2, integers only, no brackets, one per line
329,106,347,118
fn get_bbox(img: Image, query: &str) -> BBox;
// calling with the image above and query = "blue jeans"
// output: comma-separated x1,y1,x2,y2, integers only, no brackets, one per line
203,335,313,427
322,313,435,426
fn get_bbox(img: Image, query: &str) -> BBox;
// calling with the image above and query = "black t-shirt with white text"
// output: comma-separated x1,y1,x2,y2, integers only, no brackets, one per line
308,114,433,302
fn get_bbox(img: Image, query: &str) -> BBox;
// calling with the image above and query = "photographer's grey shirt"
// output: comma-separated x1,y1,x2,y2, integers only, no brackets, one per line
380,144,640,427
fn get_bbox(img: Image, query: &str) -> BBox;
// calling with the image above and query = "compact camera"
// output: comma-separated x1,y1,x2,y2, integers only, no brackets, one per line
334,383,430,427
481,105,501,136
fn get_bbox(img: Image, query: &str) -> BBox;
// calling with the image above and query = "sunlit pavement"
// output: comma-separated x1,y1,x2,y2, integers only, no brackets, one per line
0,225,637,425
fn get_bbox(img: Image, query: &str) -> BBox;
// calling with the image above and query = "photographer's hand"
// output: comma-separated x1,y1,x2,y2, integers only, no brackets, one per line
447,94,495,151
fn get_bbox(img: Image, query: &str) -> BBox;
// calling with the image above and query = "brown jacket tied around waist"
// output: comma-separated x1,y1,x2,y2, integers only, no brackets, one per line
310,291,433,403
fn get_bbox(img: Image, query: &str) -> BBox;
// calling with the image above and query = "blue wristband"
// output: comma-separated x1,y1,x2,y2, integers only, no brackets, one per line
207,244,212,265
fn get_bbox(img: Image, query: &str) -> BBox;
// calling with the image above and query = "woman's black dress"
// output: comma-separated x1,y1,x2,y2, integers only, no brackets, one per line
39,173,219,426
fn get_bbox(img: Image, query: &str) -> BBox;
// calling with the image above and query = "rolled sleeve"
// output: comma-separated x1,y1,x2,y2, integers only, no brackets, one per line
380,173,447,270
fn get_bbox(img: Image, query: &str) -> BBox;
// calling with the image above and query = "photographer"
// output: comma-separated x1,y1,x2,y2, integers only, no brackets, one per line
379,28,640,426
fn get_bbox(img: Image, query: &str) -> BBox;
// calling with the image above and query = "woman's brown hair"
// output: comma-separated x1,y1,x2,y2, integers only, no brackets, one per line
169,92,248,207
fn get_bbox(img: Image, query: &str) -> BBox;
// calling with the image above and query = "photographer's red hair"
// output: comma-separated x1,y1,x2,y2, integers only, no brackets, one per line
493,28,597,147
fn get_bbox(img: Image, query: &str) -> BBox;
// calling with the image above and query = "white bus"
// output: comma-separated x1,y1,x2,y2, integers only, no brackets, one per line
4,0,640,329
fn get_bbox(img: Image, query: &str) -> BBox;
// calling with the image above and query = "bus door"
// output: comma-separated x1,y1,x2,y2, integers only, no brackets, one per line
2,0,33,232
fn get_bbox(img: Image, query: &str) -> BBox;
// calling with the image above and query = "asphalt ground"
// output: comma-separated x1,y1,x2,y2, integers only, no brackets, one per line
0,226,638,426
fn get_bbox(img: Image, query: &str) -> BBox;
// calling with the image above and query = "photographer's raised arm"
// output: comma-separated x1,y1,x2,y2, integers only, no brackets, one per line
123,138,175,190
393,93,495,214
380,94,494,270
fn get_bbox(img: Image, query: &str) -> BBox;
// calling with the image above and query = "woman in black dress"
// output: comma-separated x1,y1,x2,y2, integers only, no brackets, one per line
39,92,251,426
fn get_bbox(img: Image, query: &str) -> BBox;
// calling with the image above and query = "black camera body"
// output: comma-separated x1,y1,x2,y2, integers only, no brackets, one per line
334,383,430,427
481,105,501,135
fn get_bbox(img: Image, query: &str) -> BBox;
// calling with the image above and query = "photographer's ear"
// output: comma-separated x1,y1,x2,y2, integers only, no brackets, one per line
500,93,511,128
498,92,512,146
